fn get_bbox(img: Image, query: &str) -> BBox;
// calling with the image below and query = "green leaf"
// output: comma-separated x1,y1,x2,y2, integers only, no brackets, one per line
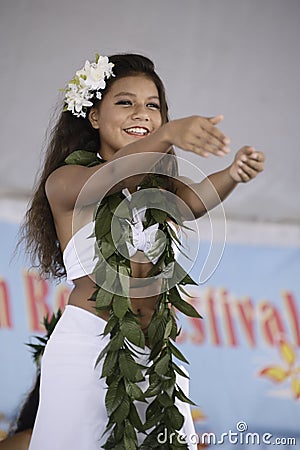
150,208,168,223
119,350,140,381
166,222,181,246
124,435,136,450
124,420,136,441
101,350,119,378
112,295,131,319
140,427,164,449
145,397,161,421
148,314,167,346
177,283,194,298
114,201,132,220
169,287,201,318
120,317,145,348
117,266,130,297
175,385,197,406
180,272,197,286
124,379,145,401
102,238,116,260
170,316,178,341
172,362,189,379
166,405,184,430
109,332,124,351
142,414,164,434
101,265,118,292
149,340,164,361
96,333,124,367
144,382,162,398
144,372,162,397
95,288,113,310
162,376,176,397
129,403,145,432
173,262,197,286
168,340,189,364
163,319,173,340
103,314,119,336
158,392,173,408
108,193,123,212
154,352,170,377
64,150,100,166
95,204,112,239
93,257,107,285
113,394,130,423
144,231,166,262
105,379,125,415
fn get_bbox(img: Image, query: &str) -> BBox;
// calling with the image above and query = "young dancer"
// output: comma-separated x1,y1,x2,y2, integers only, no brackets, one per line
22,53,264,449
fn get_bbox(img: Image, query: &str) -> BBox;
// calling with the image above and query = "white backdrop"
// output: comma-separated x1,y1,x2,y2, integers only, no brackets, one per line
1,1,300,447
0,0,300,225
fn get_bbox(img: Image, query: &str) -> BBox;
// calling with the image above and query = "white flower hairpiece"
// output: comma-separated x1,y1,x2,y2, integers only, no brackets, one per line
64,53,114,118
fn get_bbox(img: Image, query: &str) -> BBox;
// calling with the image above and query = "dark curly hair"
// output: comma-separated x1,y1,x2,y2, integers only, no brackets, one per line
19,53,177,279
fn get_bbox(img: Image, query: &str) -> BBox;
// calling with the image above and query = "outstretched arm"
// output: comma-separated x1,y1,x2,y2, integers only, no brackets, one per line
46,114,229,211
174,146,265,219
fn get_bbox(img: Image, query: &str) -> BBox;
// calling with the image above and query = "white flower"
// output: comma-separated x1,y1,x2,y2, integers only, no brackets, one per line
97,55,115,78
65,84,93,118
76,60,106,91
64,54,114,118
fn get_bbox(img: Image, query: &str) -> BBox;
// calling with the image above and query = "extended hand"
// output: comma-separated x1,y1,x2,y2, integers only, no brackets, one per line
229,146,265,182
163,115,230,157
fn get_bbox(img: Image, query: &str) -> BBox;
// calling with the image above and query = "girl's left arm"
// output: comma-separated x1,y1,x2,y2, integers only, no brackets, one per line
174,146,265,219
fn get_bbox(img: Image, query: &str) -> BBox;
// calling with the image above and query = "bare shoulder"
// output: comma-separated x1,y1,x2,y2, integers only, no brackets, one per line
45,165,97,211
46,164,87,190
45,161,114,211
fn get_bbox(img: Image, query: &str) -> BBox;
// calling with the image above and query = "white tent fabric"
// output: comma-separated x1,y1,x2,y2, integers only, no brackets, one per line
0,0,299,226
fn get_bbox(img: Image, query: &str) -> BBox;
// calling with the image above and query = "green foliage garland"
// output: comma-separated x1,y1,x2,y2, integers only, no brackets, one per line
65,150,202,449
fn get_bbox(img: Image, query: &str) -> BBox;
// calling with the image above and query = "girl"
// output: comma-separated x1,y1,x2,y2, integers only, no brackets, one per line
23,53,264,449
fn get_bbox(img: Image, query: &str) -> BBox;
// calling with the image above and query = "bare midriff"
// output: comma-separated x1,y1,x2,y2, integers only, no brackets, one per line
68,251,161,333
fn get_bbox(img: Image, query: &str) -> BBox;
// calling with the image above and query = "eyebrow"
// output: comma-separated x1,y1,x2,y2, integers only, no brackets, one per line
114,92,160,101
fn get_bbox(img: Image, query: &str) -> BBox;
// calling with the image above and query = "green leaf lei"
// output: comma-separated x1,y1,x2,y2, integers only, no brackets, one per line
65,150,202,449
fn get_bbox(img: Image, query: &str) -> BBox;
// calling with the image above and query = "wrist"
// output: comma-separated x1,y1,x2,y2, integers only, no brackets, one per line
156,122,173,147
227,164,241,184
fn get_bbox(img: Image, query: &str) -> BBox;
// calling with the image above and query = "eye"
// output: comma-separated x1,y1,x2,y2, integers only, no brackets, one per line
115,99,132,106
147,102,160,110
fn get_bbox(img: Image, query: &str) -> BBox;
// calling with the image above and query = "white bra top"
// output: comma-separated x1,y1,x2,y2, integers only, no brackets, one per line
63,221,96,282
63,189,181,282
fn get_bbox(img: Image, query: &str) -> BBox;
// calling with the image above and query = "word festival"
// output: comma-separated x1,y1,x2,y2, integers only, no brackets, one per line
0,271,299,350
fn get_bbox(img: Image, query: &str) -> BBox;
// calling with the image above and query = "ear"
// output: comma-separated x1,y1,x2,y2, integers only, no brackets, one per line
88,108,100,129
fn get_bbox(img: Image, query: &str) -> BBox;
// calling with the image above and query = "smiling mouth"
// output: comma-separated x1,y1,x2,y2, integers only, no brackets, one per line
124,127,150,137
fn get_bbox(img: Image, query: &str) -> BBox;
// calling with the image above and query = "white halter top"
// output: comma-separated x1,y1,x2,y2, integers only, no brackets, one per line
63,189,180,282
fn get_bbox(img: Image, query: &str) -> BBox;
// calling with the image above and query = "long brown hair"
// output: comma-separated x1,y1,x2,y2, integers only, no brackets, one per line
20,53,177,279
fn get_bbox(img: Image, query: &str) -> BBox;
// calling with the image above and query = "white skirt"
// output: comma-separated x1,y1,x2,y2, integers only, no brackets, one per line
28,305,197,450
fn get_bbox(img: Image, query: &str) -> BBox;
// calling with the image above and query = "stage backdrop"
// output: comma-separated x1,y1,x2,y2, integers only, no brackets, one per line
0,213,300,449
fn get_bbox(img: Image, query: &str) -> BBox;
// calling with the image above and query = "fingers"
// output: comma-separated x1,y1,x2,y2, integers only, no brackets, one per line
208,114,224,125
236,148,265,182
193,138,230,157
194,116,230,157
169,115,230,158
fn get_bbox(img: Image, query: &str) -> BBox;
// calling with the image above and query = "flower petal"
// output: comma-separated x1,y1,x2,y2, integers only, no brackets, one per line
279,340,296,366
191,408,206,421
292,377,300,399
259,366,290,383
63,54,114,118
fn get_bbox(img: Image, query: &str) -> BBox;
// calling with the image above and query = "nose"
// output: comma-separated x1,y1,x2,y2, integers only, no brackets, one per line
131,104,150,121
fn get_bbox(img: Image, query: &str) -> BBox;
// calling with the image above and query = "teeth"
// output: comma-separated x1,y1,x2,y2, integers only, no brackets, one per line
125,127,148,135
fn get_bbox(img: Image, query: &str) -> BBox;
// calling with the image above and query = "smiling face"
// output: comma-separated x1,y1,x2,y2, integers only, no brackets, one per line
88,75,163,160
